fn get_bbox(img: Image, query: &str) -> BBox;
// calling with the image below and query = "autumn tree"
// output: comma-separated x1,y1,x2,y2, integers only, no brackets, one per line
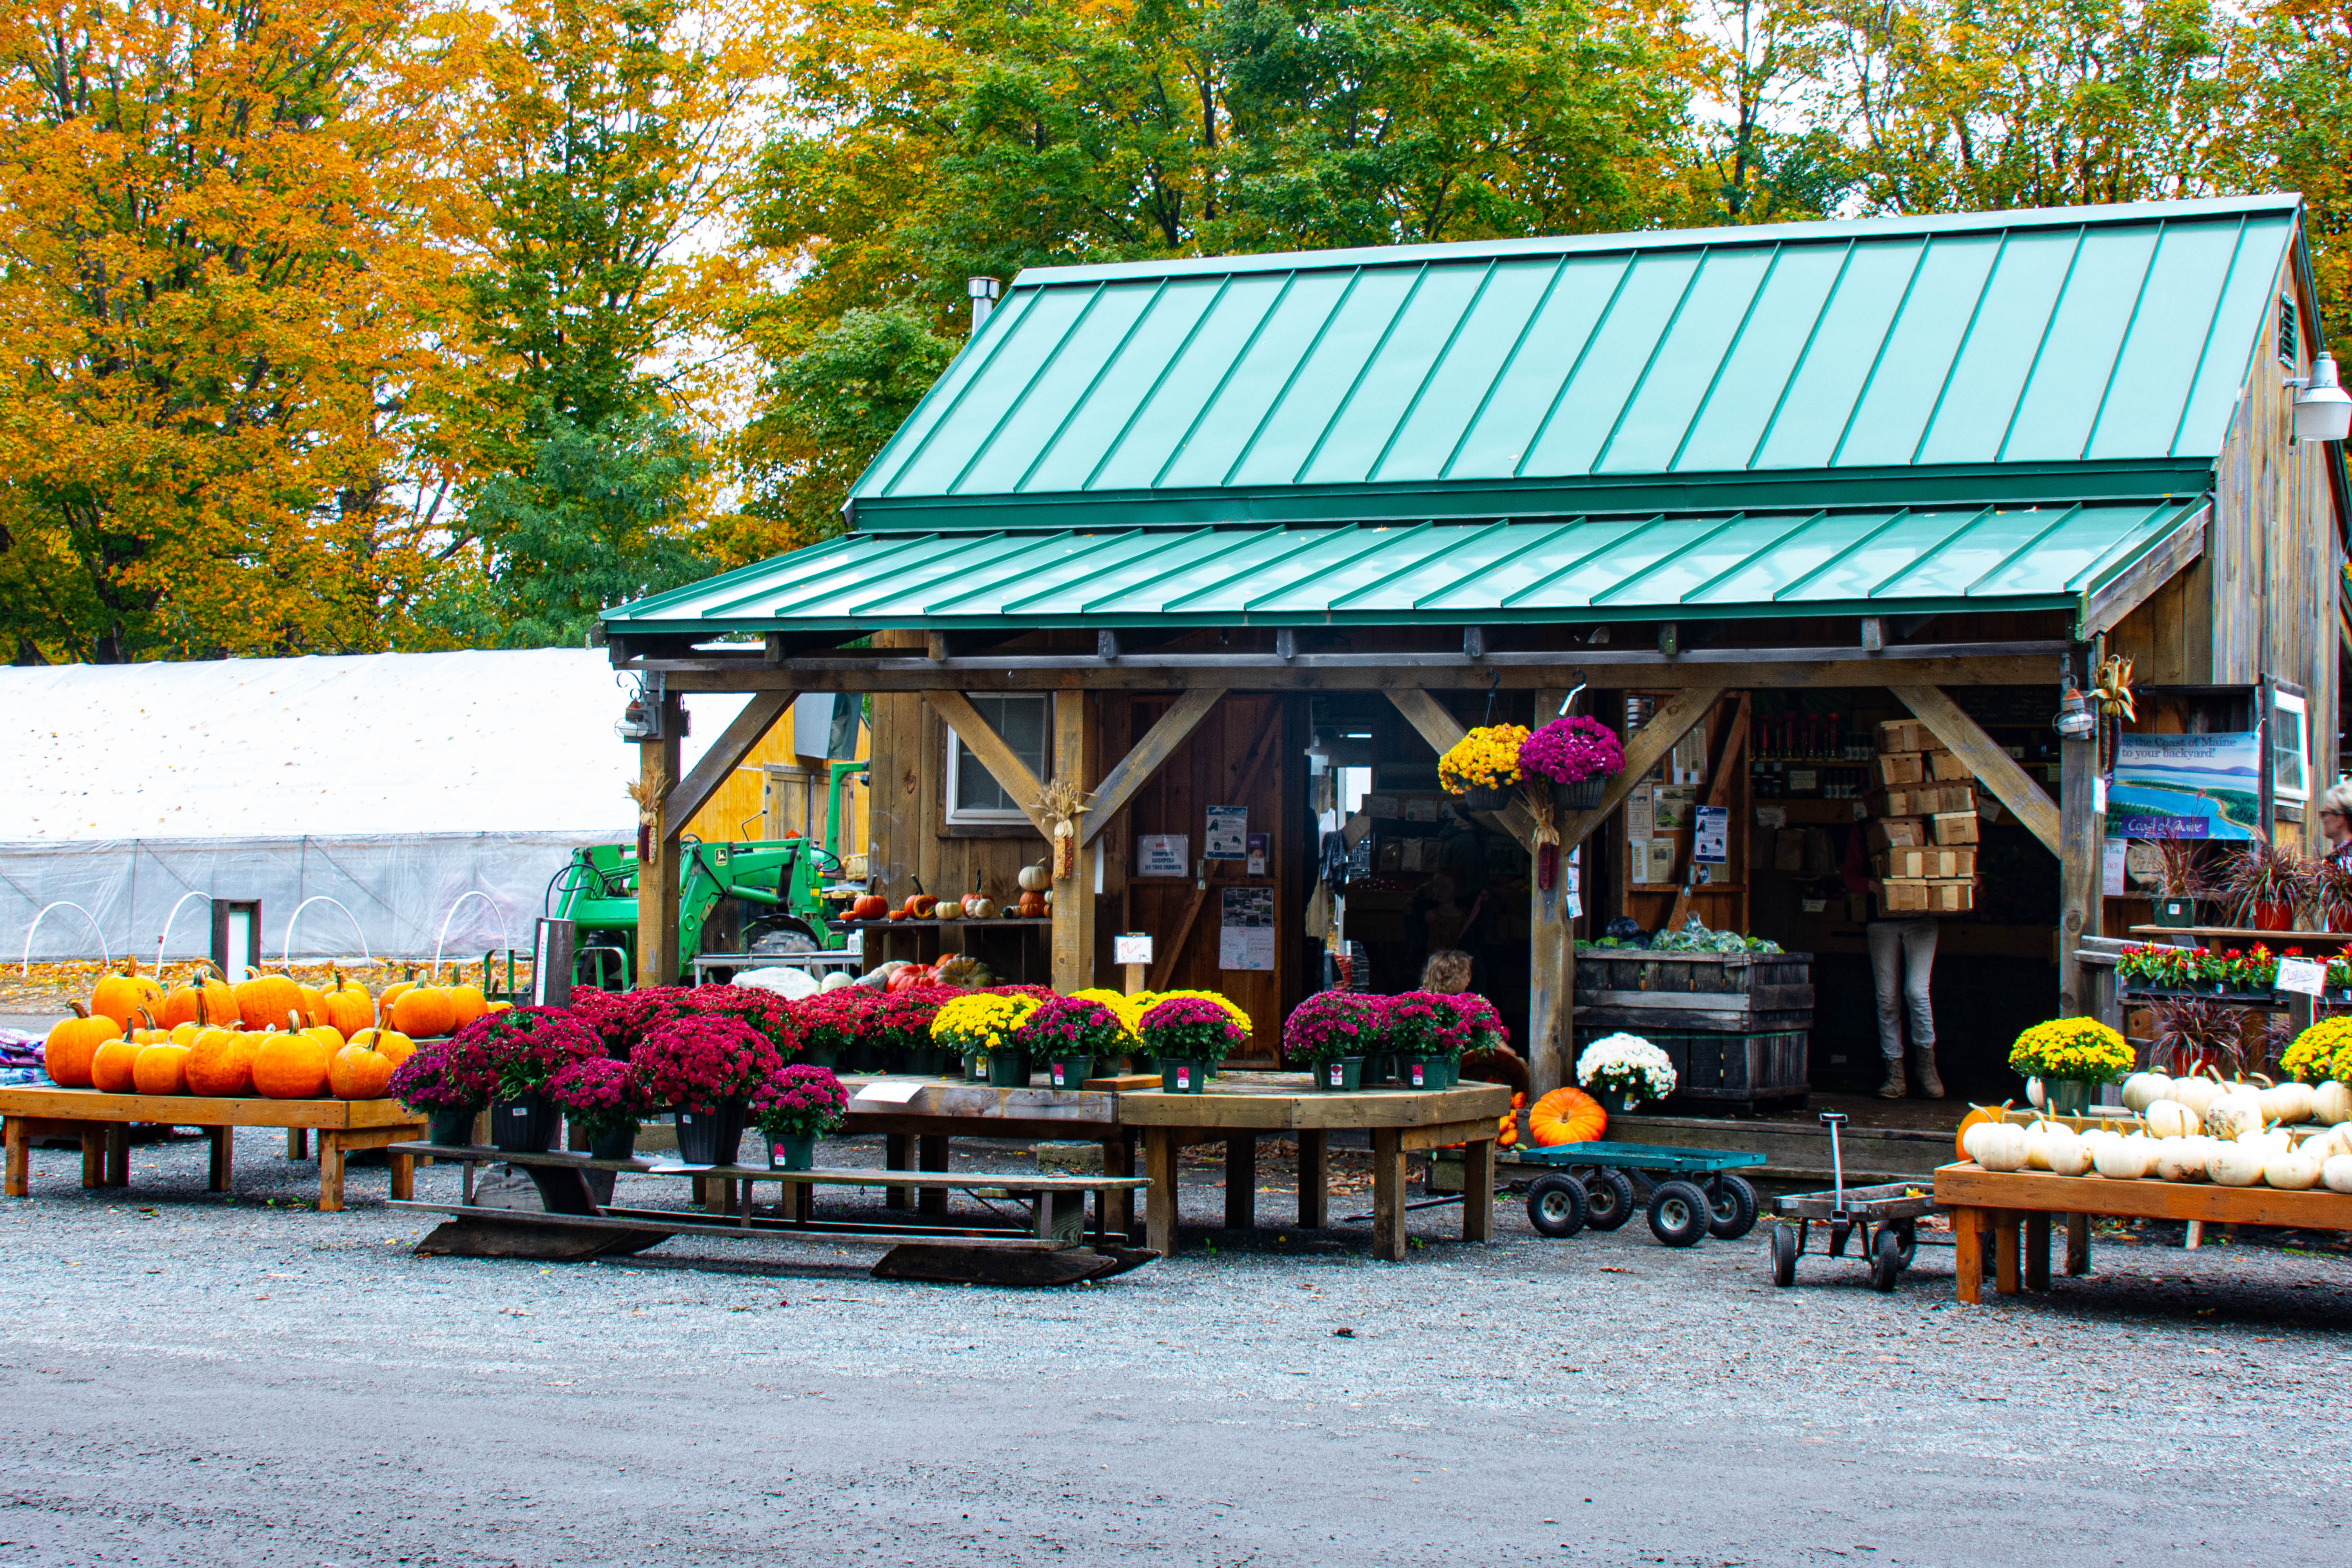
0,0,468,664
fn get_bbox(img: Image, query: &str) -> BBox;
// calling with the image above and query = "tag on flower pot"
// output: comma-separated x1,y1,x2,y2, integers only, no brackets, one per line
2276,956,2326,996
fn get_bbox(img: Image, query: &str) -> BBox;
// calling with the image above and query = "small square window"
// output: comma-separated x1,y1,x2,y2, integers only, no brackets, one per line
2272,690,2310,803
945,693,1049,824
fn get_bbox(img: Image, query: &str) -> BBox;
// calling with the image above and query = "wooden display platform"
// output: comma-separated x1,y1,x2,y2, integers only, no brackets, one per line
1121,1080,1510,1262
0,1086,423,1212
1933,1162,2352,1305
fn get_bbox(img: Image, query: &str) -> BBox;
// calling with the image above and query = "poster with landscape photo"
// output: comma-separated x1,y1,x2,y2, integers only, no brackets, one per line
2106,733,2260,840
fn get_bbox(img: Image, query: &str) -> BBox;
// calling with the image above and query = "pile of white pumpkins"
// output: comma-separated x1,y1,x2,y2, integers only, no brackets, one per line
1960,1070,2352,1193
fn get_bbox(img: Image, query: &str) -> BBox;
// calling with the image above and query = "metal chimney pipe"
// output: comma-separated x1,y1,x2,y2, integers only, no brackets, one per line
968,276,1001,332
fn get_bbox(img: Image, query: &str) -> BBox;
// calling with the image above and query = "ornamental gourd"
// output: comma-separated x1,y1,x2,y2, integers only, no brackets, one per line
2170,1074,2223,1118
1955,1103,2011,1161
2204,1093,2266,1142
131,1044,192,1096
2044,1126,2092,1176
328,1038,396,1100
89,959,167,1031
89,1039,143,1094
390,983,457,1039
1017,862,1052,893
251,1031,332,1099
2256,1080,2315,1124
1528,1086,1606,1146
2324,1154,2352,1194
44,1005,122,1088
234,971,305,1030
184,1029,258,1097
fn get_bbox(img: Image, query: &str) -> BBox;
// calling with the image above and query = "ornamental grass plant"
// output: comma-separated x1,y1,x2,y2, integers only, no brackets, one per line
634,1014,783,1113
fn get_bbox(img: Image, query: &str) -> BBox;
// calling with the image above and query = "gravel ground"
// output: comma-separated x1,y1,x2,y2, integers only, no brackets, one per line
3,1131,2349,1566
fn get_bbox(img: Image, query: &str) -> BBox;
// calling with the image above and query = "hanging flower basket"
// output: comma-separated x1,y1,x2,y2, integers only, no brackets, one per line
1552,776,1607,812
1463,783,1514,812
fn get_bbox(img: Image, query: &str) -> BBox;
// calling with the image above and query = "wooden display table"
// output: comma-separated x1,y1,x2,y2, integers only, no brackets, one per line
1121,1080,1510,1261
0,1087,423,1213
1934,1162,2352,1304
837,1074,1133,1233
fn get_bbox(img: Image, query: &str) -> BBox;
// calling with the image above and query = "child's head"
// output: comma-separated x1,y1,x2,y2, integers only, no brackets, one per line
1420,949,1473,994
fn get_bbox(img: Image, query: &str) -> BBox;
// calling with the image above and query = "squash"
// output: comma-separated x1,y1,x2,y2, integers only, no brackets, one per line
902,894,937,918
1017,861,1052,893
2323,1154,2352,1194
1973,1120,2029,1171
234,971,305,1031
2313,1081,2352,1125
87,958,166,1031
2153,1135,2215,1181
2170,1074,2223,1117
2207,1142,2267,1187
2204,1093,2266,1142
328,1038,397,1100
446,978,489,1031
2265,1145,2325,1189
2258,1081,2316,1124
131,1044,192,1096
1528,1085,1606,1146
319,969,376,1036
1016,891,1047,918
2120,1071,2172,1114
251,1031,333,1099
2143,1099,2199,1140
349,1027,416,1069
850,894,889,922
89,1039,143,1094
295,982,329,1027
160,967,236,1031
44,1004,123,1088
2044,1126,2092,1176
390,983,457,1039
184,1029,258,1097
2092,1134,2154,1180
962,895,998,919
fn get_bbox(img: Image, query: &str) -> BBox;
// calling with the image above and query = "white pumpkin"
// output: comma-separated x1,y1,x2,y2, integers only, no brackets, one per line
1016,861,1052,894
1975,1121,2029,1172
819,970,854,992
2093,1134,2155,1180
2121,1071,2173,1114
2144,1099,2200,1140
2171,1076,2223,1117
2046,1128,2094,1176
2265,1146,2326,1191
2025,1076,2046,1110
2022,1119,2064,1171
1960,1118,2002,1164
2204,1093,2266,1142
2323,1154,2352,1195
2207,1143,2268,1187
2154,1136,2215,1182
2314,1082,2352,1125
2237,1127,2292,1157
2258,1081,2316,1125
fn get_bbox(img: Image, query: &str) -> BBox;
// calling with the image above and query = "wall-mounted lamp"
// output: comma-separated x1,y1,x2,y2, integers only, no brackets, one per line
616,672,666,743
2053,684,2097,741
2289,352,2352,443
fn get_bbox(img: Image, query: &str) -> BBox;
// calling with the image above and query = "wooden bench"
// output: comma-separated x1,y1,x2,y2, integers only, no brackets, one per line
390,1142,1156,1287
0,1087,423,1213
1934,1161,2352,1304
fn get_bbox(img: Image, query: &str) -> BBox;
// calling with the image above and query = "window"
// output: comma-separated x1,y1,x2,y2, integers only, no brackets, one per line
2272,689,2310,803
945,693,1049,824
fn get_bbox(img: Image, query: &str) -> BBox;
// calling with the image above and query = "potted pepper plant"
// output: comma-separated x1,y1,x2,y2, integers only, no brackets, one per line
634,1014,783,1165
1137,995,1245,1094
1519,715,1626,813
387,1043,484,1147
1437,724,1530,813
1575,1032,1676,1116
1020,993,1127,1089
449,1005,601,1154
546,1055,655,1161
750,1063,850,1170
1281,991,1380,1092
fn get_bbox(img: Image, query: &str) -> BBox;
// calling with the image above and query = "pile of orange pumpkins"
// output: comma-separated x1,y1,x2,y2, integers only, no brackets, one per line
40,960,508,1102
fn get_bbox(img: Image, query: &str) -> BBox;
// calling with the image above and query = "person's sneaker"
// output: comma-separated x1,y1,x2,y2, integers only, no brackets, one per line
1876,1058,1907,1099
1912,1049,1945,1099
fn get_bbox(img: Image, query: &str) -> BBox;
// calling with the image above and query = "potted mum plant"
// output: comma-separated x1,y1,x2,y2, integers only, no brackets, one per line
1575,1032,1676,1115
859,984,955,1075
1519,715,1626,813
2007,1017,2133,1115
1137,995,1245,1094
1020,993,1128,1089
634,1014,783,1165
683,984,807,1067
1281,991,1380,1091
1437,724,1530,812
930,991,1042,1083
793,985,876,1070
749,1063,850,1171
546,1055,655,1161
448,1005,602,1154
387,1043,483,1147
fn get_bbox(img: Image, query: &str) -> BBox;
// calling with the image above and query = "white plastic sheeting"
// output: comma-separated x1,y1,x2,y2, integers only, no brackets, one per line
0,649,758,960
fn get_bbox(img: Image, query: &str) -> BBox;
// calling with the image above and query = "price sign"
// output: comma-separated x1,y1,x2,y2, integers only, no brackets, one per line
2276,956,2327,996
1113,933,1153,966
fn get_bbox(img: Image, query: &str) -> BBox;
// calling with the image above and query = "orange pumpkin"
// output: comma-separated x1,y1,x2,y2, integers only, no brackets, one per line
44,1005,122,1088
486,999,512,1014
390,984,456,1039
1528,1085,1607,1147
445,980,488,1031
1953,1103,2012,1162
251,1031,332,1099
185,1029,258,1097
350,1027,417,1069
89,1039,143,1094
328,1038,397,1100
160,967,236,1031
131,1044,192,1096
234,972,305,1030
296,982,329,1025
90,959,167,1031
320,969,376,1036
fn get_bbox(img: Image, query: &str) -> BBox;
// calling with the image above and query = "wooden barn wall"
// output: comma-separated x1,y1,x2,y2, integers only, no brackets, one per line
680,699,867,853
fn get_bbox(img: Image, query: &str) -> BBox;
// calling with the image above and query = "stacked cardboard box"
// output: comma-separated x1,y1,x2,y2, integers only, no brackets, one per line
1871,719,1978,915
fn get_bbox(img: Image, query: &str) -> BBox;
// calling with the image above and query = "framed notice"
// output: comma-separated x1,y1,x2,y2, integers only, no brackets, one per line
1138,834,1187,877
1204,805,1248,860
1218,886,1275,971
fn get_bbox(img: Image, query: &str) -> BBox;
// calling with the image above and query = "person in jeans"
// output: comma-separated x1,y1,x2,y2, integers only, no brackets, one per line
1844,828,1942,1099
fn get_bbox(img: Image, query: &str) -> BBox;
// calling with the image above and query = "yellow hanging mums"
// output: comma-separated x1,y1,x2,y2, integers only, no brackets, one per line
1438,724,1528,793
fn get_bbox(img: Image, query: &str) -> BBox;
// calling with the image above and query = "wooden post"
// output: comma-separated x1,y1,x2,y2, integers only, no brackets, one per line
884,1132,913,1210
2024,1211,2051,1290
1371,1127,1405,1261
1296,1129,1328,1227
2063,1212,2091,1276
1952,1206,1983,1304
2058,720,2102,1017
638,687,684,989
1461,1137,1494,1243
1224,1133,1256,1230
1050,687,1095,992
1103,1133,1135,1240
207,1126,234,1192
1144,1127,1180,1256
918,1133,949,1218
4,1116,29,1196
1994,1210,2022,1295
1529,687,1575,1098
318,1131,345,1212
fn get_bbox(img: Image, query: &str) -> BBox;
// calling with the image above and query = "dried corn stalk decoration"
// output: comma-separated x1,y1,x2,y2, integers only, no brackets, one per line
626,780,661,869
1526,786,1561,892
1038,776,1091,879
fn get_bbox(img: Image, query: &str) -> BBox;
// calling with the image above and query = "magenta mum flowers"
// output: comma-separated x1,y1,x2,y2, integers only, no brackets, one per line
750,1064,851,1141
1280,991,1381,1066
633,1014,783,1113
1519,715,1624,785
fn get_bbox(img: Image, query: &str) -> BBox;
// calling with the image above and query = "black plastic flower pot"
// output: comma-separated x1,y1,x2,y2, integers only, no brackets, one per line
800,1045,841,1070
490,1094,560,1154
674,1103,747,1166
902,1045,948,1077
587,1123,638,1162
1463,783,1515,812
986,1049,1033,1087
1046,1055,1096,1090
426,1107,477,1147
1316,1056,1364,1092
1552,776,1607,812
768,1133,817,1171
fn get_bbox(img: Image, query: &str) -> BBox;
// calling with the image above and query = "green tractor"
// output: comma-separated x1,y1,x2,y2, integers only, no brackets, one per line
549,765,867,989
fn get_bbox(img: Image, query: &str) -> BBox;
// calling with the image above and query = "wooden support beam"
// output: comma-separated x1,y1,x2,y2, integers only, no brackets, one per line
922,689,1047,835
1889,684,2062,855
1383,689,1539,849
1049,688,1096,993
2076,505,2208,640
663,690,792,829
1667,693,1751,930
1528,688,1577,1098
1081,688,1224,847
637,688,684,989
1557,686,1729,850
2058,729,2103,1017
1148,887,1209,992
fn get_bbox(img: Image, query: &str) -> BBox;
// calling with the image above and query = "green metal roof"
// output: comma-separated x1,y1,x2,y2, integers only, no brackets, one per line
606,499,2203,635
848,196,2298,532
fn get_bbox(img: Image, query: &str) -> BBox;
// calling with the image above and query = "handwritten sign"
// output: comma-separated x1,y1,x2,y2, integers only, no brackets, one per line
2276,956,2327,997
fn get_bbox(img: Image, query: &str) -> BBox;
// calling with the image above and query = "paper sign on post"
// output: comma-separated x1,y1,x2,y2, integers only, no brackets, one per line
1138,835,1187,877
1204,805,1248,860
1113,933,1153,966
1245,831,1269,877
2276,956,2327,996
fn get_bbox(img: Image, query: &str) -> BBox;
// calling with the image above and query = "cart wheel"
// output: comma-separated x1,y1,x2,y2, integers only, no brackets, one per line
1871,1225,1906,1291
1706,1174,1759,1241
1582,1169,1637,1232
1770,1221,1798,1286
1526,1175,1589,1238
1891,1218,1917,1269
1646,1180,1710,1247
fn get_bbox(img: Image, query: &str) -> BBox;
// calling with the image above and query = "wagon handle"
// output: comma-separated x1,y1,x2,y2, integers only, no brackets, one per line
1820,1111,1849,1221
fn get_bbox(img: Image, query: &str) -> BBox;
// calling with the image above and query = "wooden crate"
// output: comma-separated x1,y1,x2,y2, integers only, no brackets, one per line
1878,878,1974,915
1573,949,1815,1033
1931,811,1980,845
1867,817,1929,850
1872,752,1926,786
1573,1024,1809,1107
1875,846,1976,879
